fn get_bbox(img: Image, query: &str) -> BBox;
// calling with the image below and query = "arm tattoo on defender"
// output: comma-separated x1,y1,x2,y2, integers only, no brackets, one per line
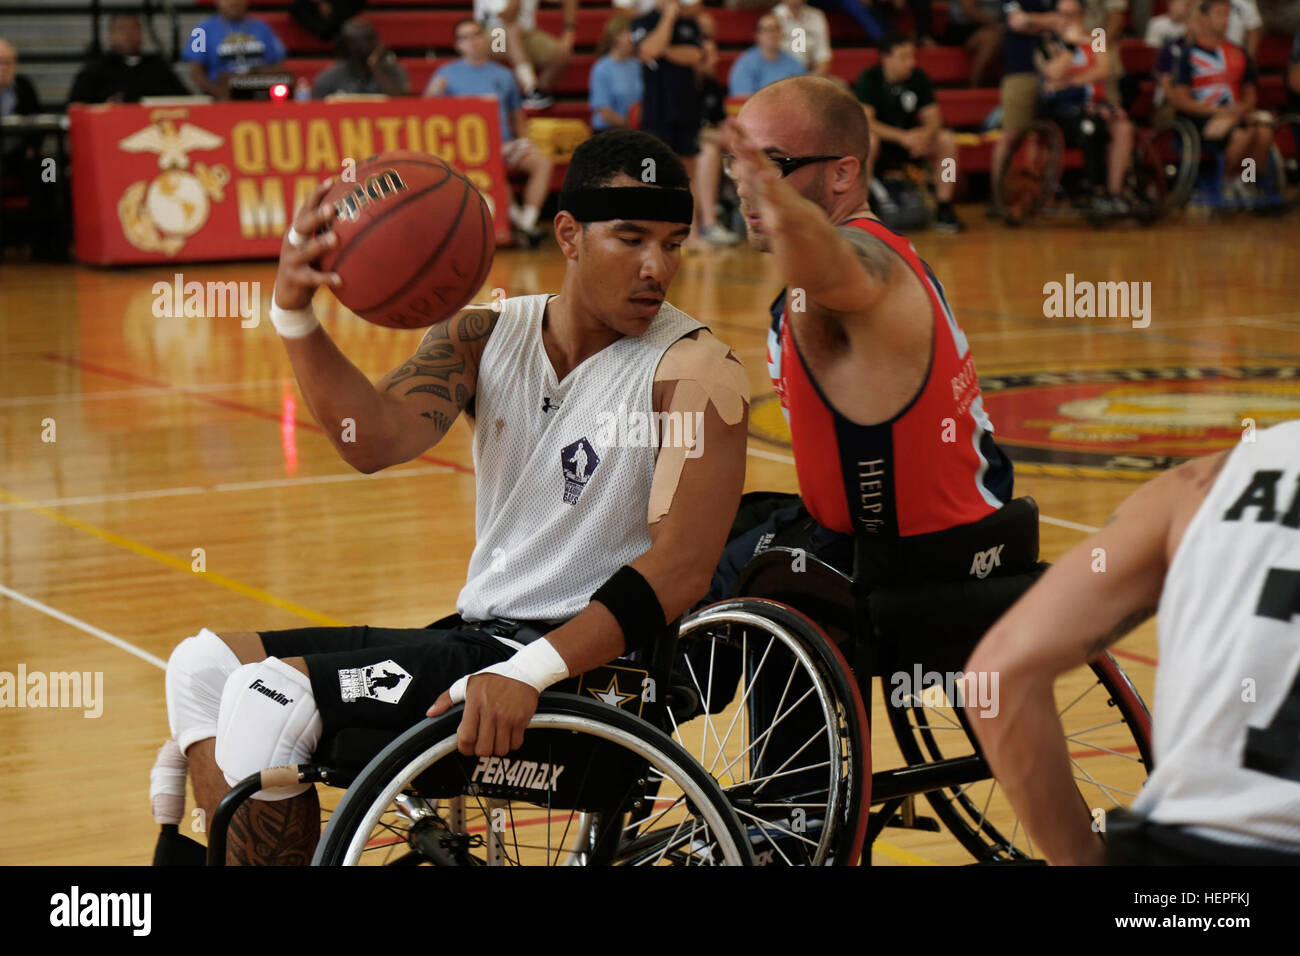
1084,606,1156,660
840,228,894,284
385,339,466,392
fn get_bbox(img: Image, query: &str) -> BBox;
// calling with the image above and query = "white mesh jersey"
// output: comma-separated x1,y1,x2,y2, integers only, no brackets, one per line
1131,419,1300,849
456,293,704,623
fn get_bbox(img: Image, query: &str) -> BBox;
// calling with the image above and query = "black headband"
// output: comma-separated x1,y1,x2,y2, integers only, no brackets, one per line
559,187,694,225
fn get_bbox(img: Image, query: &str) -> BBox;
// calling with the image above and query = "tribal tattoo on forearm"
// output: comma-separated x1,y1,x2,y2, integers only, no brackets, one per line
384,309,496,432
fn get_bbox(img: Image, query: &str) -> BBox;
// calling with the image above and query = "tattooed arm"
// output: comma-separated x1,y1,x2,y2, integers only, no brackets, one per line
281,306,498,473
962,452,1226,864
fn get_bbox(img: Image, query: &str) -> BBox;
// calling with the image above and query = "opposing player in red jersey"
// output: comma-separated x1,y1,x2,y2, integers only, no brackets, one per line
705,75,1016,601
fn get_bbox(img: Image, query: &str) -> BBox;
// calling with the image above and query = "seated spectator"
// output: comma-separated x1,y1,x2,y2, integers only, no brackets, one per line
691,11,741,246
876,0,936,45
1082,0,1127,103
1146,0,1192,45
939,0,1003,86
1171,0,1274,201
425,20,553,245
475,0,577,110
1290,22,1299,110
630,0,704,163
729,14,807,96
291,0,365,44
773,0,833,77
182,0,286,100
855,33,965,229
1151,7,1197,126
68,14,188,104
1037,0,1135,215
1228,0,1262,58
0,37,38,121
313,17,408,97
589,14,642,129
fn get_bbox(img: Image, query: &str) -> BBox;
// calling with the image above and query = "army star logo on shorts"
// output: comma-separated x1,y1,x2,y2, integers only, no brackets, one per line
338,659,413,704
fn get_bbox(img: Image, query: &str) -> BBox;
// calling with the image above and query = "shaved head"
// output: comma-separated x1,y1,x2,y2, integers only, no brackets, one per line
747,75,870,179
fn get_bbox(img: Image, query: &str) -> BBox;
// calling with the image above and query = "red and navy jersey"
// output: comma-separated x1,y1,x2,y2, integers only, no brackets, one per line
1173,39,1255,107
765,218,1014,538
1042,42,1107,112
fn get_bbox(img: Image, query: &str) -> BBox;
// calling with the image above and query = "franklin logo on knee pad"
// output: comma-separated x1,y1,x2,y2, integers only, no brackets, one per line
338,659,413,704
249,678,293,705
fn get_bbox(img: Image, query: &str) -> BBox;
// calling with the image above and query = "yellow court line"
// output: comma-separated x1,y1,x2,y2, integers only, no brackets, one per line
0,486,343,627
872,840,939,867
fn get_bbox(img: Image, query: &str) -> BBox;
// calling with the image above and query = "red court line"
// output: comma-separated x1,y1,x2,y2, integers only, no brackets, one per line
1070,742,1141,760
40,353,474,475
1111,647,1158,667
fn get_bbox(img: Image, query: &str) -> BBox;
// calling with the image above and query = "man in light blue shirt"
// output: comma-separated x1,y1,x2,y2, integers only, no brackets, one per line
589,16,643,130
728,14,806,97
182,0,286,99
424,20,554,245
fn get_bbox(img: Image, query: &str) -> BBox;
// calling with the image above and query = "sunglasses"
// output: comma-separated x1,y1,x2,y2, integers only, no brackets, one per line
722,154,843,179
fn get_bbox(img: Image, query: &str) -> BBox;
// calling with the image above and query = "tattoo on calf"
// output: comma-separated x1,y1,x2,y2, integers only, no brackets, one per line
226,788,320,866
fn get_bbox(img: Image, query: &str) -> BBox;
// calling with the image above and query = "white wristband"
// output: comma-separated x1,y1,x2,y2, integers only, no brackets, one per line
270,287,320,338
447,637,570,704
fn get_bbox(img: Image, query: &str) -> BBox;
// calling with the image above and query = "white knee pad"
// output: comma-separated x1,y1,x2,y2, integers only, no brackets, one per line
166,628,242,753
215,658,322,800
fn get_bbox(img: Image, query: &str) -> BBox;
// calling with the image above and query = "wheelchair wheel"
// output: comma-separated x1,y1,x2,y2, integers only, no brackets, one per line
673,599,870,865
313,694,754,866
1148,117,1200,211
884,651,1152,862
1127,128,1169,225
998,120,1063,226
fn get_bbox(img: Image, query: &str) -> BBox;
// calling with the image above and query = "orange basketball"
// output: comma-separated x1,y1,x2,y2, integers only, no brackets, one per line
318,150,495,330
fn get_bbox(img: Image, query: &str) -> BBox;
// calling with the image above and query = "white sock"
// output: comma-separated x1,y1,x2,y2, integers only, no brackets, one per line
518,205,539,232
515,62,538,93
149,738,188,825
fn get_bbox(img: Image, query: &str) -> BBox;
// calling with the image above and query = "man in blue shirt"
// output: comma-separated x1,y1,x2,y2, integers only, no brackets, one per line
728,14,807,96
425,20,555,245
182,0,286,100
589,14,643,130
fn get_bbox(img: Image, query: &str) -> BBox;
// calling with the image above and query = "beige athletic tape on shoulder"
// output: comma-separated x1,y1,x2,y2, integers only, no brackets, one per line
648,333,751,525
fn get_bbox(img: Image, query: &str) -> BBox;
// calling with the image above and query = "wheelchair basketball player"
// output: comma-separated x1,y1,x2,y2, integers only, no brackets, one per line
967,421,1300,865
148,129,751,865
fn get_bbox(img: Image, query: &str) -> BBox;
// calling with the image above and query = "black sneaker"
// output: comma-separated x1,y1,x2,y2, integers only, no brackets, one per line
935,205,966,232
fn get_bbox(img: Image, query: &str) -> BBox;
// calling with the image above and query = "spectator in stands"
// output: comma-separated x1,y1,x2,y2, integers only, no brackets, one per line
1151,1,1197,125
589,14,642,128
940,0,1004,86
1171,0,1274,199
0,37,38,121
630,0,704,164
1037,0,1135,214
729,14,808,95
856,33,966,229
990,0,1063,214
1080,0,1126,103
1290,22,1300,109
312,17,409,96
183,0,287,100
1228,0,1263,57
774,0,834,76
425,20,553,244
291,0,365,44
1146,0,1192,45
68,14,188,104
476,0,577,109
878,0,937,45
691,10,741,245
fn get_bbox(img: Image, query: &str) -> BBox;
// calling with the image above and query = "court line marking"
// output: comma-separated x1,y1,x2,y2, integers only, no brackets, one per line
0,378,296,407
872,840,939,866
0,486,345,628
0,582,166,670
0,465,454,513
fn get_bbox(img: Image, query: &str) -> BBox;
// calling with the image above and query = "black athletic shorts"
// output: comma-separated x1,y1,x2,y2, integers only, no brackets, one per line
641,122,700,158
875,140,914,174
1180,111,1234,148
259,616,555,739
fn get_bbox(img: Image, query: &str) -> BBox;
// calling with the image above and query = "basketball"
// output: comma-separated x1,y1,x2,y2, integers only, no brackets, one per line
318,150,495,330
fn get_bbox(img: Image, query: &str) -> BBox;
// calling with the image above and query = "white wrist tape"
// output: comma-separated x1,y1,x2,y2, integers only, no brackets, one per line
447,638,570,704
270,288,320,338
287,226,309,249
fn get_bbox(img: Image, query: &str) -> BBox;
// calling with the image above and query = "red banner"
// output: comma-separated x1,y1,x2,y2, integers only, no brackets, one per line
69,97,512,266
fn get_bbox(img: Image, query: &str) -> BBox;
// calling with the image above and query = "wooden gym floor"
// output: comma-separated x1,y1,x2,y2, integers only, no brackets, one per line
2,208,1298,865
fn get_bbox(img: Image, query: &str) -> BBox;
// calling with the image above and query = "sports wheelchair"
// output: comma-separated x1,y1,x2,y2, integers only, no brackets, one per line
997,111,1170,226
666,495,1153,865
206,499,1151,866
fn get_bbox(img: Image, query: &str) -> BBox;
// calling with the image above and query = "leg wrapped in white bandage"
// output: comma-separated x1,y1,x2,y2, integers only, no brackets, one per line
215,658,322,800
149,738,189,825
166,628,242,754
